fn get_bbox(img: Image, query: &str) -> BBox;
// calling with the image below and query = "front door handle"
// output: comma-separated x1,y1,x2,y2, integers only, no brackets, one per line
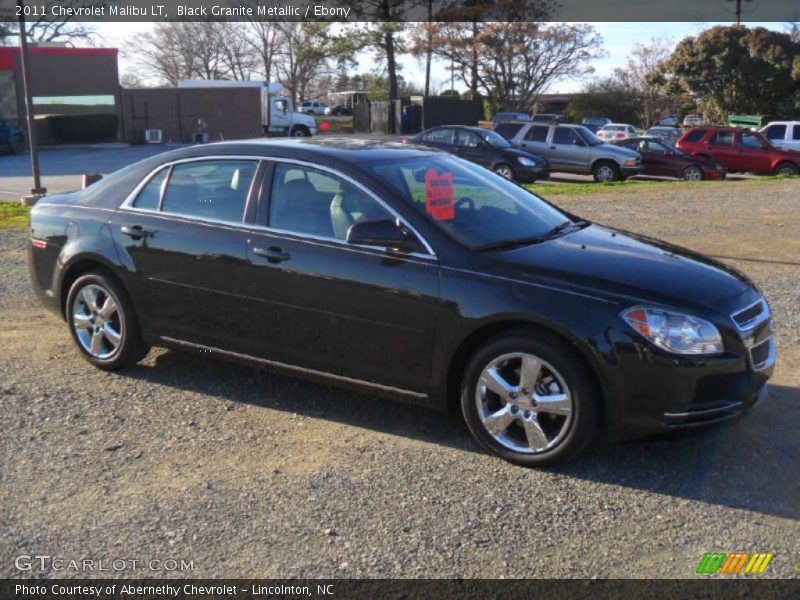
120,225,151,240
253,246,290,263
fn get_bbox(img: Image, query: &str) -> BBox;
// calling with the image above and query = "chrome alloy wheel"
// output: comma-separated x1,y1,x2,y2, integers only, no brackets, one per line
72,284,124,359
494,165,513,179
683,166,703,181
595,164,615,182
475,352,573,454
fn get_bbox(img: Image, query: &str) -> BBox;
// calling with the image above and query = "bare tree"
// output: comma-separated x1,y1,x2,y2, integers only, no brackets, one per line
613,38,674,128
1,1,102,45
242,21,282,82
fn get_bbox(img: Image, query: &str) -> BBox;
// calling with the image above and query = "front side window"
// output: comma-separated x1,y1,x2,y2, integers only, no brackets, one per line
763,124,786,140
553,127,581,145
133,167,169,210
268,163,392,241
739,132,766,149
161,160,257,222
367,155,569,250
454,129,481,147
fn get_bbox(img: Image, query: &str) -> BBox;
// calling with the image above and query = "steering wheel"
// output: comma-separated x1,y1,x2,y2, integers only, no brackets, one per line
456,197,475,211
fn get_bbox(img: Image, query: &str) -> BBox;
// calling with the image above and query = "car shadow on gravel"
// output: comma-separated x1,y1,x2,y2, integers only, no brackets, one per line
127,350,799,521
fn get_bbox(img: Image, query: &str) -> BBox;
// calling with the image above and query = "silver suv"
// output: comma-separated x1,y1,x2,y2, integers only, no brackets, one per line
501,122,643,182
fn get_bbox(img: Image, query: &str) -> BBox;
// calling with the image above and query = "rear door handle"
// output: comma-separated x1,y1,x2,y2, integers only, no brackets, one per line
120,225,152,240
253,246,290,263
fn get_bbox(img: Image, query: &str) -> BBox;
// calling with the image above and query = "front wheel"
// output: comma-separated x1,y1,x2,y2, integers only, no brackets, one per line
682,165,704,181
460,330,599,467
493,163,514,180
774,162,798,176
592,161,620,183
66,270,149,370
291,126,309,138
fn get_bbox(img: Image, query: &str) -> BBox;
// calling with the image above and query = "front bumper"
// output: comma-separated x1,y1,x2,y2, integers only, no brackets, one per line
620,164,644,178
514,165,550,183
596,292,775,438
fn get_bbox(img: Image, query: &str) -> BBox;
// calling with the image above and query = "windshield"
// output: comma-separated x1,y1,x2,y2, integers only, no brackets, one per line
575,126,603,146
483,130,512,148
366,155,572,250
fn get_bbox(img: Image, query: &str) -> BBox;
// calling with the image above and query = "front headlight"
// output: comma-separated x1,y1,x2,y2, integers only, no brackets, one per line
516,156,538,167
621,307,723,355
623,158,640,167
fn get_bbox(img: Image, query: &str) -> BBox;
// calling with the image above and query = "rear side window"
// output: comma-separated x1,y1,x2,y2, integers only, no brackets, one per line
682,129,706,144
524,125,549,142
793,126,800,140
132,168,169,210
763,124,786,140
161,160,257,222
423,128,454,144
709,131,734,146
494,122,524,140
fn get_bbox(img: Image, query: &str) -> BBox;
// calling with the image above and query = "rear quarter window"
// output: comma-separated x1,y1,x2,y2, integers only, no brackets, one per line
682,129,707,144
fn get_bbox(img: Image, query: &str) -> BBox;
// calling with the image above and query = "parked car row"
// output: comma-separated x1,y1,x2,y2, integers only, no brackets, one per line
0,118,26,154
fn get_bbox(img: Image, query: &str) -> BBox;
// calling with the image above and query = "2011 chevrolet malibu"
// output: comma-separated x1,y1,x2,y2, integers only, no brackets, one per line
28,139,775,467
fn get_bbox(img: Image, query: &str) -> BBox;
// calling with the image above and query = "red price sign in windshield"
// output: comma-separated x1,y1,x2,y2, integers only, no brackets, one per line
424,169,455,221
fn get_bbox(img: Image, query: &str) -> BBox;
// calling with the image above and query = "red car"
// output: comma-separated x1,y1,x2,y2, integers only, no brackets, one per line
614,137,726,180
676,127,800,176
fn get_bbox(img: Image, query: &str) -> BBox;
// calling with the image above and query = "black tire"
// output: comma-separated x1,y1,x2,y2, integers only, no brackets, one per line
460,329,599,467
774,162,798,176
681,165,704,181
10,134,25,155
493,163,515,180
65,270,149,370
592,161,620,183
290,126,309,138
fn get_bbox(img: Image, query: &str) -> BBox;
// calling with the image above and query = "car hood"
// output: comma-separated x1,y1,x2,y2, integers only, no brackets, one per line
594,144,639,158
492,224,751,308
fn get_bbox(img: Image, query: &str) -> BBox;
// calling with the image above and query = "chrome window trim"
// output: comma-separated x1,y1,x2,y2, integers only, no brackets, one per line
159,336,428,399
731,298,771,331
117,154,438,259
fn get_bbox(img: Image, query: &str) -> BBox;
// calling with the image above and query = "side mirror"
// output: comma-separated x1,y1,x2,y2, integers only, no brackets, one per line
346,219,424,253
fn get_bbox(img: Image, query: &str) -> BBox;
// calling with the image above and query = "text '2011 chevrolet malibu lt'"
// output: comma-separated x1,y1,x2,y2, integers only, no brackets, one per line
28,139,775,466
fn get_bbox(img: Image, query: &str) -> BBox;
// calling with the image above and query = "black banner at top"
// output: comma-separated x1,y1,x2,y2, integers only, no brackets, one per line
1,0,799,23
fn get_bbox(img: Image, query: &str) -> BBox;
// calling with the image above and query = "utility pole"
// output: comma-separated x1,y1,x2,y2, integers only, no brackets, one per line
726,0,754,25
17,0,46,204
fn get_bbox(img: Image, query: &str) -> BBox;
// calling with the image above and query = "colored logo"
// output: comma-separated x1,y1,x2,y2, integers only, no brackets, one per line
697,552,773,574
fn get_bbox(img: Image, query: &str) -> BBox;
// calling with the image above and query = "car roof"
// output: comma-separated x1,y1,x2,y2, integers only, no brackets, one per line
151,138,440,166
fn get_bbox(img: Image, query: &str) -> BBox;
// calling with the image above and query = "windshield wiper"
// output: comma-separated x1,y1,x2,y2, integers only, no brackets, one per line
477,220,582,252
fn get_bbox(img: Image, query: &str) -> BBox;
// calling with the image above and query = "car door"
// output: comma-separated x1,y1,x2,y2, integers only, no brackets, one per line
241,160,441,394
110,158,259,349
453,128,492,168
639,139,675,176
518,125,550,158
548,126,592,172
736,131,774,173
706,130,737,169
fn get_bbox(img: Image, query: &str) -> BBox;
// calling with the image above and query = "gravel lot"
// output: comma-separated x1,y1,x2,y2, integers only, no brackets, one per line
1,178,798,579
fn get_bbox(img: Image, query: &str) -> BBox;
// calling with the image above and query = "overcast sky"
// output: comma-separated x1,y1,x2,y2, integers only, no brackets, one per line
92,21,791,94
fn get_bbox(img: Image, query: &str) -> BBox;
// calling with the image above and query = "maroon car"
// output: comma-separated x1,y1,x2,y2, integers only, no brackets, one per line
614,137,726,181
676,127,800,176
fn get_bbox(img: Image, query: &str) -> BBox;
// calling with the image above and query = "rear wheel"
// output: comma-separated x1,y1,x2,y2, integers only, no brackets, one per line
66,270,149,370
682,165,703,181
493,163,514,180
10,134,24,154
592,161,620,183
460,330,599,467
774,162,798,176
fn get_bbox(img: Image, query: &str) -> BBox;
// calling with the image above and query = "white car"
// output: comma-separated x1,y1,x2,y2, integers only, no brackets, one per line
683,114,704,127
760,121,800,151
596,123,639,141
300,101,328,115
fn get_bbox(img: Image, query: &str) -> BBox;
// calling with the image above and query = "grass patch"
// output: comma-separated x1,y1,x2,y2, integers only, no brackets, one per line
525,175,796,197
0,202,31,229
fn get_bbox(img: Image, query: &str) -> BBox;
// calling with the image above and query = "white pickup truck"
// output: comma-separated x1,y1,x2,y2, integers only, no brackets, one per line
178,80,317,138
760,121,800,151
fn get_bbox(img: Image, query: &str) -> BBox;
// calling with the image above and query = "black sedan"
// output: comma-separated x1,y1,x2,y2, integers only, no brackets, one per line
405,125,549,183
614,137,727,180
28,139,774,467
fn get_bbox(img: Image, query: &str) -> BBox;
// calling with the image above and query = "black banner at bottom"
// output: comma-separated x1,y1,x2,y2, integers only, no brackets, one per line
2,579,800,600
